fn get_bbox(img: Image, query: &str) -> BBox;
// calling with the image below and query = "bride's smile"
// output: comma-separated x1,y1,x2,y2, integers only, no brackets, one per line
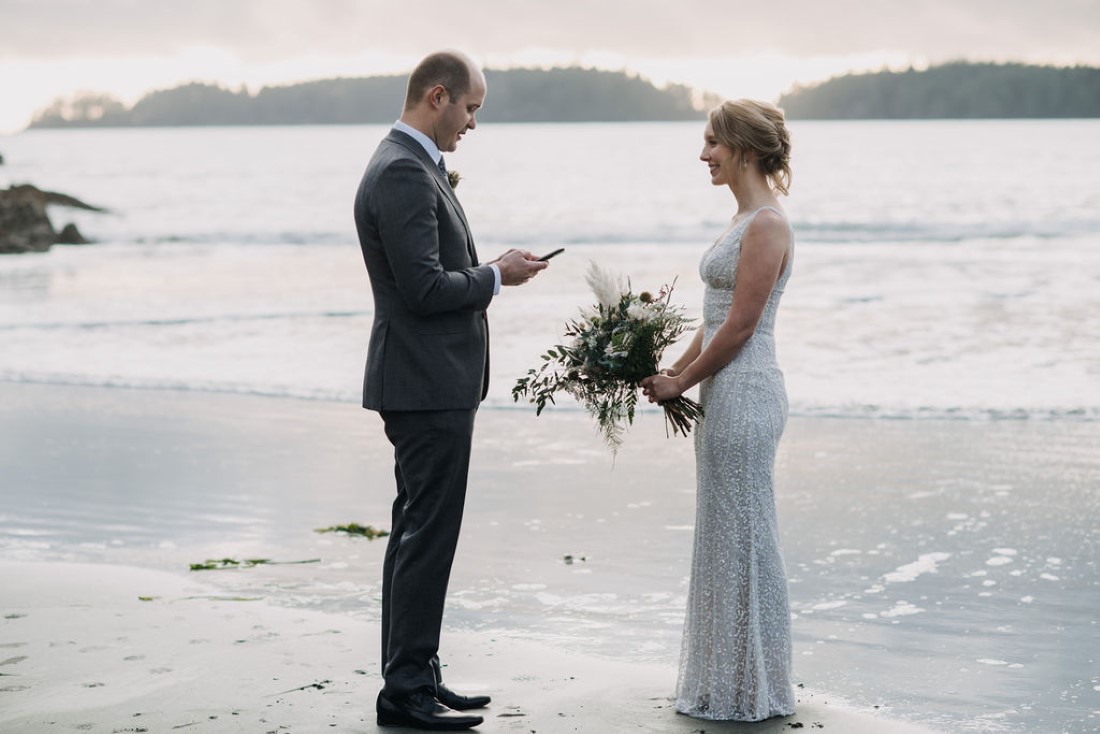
700,122,735,185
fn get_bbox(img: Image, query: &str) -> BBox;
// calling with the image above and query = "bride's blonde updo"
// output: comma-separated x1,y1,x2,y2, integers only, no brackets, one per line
708,99,792,195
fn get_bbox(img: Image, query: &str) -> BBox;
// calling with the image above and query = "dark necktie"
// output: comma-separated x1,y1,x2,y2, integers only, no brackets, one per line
437,156,447,176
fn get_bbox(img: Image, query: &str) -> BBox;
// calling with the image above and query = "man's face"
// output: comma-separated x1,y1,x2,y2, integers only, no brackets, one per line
434,73,486,153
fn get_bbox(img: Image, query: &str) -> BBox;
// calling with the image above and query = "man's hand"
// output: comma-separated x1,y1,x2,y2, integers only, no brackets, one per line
494,249,548,286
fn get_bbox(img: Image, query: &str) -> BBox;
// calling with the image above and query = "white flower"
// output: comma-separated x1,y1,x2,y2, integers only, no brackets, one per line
627,302,656,322
585,261,625,309
572,336,585,349
603,347,628,361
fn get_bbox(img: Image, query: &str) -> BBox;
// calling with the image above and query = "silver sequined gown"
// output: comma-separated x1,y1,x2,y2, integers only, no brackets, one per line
675,206,795,721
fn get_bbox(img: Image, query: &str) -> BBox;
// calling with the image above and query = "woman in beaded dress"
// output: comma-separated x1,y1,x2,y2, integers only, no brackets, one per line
641,99,796,722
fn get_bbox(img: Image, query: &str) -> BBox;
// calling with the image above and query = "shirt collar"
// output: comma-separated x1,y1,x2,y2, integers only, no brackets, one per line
393,120,442,165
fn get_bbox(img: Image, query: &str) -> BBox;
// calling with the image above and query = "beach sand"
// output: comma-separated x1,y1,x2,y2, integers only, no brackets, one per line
2,384,1097,732
0,560,936,733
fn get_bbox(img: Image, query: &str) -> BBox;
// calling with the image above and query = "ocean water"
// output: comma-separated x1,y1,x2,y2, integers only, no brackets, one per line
2,386,1097,733
1,120,1098,420
2,122,1099,732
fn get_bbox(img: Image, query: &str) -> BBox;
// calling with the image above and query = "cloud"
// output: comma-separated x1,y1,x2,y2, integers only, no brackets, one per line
3,0,1099,64
2,0,1096,133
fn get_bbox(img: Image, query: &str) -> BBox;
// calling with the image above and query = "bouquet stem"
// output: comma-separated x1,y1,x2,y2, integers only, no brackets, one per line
661,395,704,438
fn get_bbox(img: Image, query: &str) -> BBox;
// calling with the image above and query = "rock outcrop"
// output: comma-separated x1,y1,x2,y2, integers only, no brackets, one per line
0,184,104,254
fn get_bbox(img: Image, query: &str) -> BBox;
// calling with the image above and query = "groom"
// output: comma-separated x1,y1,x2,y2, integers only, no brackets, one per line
354,50,547,730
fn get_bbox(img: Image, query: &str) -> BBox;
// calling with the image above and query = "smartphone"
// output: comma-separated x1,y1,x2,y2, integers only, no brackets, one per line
537,247,565,262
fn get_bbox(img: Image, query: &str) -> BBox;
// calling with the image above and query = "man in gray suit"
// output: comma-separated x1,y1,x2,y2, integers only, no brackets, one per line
354,50,547,730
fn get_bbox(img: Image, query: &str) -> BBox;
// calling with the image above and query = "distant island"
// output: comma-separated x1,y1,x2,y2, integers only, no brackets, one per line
779,61,1100,119
27,61,1099,128
29,67,714,128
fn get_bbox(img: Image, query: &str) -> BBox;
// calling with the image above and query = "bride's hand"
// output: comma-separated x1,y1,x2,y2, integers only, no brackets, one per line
640,374,684,404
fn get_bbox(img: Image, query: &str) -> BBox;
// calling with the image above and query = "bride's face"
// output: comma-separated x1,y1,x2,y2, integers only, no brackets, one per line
700,122,736,186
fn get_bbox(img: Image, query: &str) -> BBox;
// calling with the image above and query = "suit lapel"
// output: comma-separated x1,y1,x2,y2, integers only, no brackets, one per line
387,130,479,265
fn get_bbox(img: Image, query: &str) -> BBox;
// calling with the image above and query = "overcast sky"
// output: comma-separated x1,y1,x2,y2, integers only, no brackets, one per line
2,0,1098,132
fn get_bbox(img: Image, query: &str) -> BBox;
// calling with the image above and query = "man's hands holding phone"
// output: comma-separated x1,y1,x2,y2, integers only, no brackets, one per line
492,247,561,286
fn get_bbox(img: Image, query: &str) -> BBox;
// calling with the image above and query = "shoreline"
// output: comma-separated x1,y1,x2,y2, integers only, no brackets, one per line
3,383,1098,732
3,374,1098,424
0,559,939,733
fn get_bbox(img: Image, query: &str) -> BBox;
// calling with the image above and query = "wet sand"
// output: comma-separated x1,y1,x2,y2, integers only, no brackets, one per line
0,560,940,733
2,384,1098,732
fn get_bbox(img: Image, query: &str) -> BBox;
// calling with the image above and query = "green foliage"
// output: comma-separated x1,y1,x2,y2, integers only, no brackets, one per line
482,68,700,122
28,67,705,129
129,83,253,126
780,61,1100,119
190,558,267,571
315,523,390,539
30,92,127,127
513,264,702,454
188,557,320,571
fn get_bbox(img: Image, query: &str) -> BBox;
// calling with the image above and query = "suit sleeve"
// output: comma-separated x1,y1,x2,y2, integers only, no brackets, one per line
373,157,495,316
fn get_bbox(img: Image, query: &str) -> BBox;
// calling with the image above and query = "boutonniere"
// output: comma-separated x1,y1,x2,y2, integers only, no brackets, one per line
447,169,461,190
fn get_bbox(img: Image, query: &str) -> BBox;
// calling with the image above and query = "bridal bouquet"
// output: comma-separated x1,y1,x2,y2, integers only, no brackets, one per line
512,262,703,453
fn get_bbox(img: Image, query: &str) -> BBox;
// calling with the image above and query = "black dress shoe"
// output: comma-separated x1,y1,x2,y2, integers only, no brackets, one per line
435,680,491,711
376,689,483,730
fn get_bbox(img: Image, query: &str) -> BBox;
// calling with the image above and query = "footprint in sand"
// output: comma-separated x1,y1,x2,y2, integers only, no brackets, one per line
3,613,27,620
0,642,27,649
82,682,106,688
0,655,28,666
0,685,31,692
150,667,173,674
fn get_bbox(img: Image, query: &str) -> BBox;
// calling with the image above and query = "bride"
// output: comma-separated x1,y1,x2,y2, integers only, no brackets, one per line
641,99,796,721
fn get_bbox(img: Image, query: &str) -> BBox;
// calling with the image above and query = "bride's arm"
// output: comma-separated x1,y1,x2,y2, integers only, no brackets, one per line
664,328,704,376
643,212,789,401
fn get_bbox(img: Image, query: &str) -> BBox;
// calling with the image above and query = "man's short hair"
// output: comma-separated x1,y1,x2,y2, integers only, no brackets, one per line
404,52,472,110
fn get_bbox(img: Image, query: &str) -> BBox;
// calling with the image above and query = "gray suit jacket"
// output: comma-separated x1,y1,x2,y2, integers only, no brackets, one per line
354,129,495,411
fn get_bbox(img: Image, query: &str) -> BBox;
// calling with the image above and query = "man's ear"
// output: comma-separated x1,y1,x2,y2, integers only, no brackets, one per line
429,85,448,108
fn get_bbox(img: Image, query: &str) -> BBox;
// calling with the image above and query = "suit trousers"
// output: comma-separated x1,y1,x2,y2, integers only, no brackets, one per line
378,408,477,697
